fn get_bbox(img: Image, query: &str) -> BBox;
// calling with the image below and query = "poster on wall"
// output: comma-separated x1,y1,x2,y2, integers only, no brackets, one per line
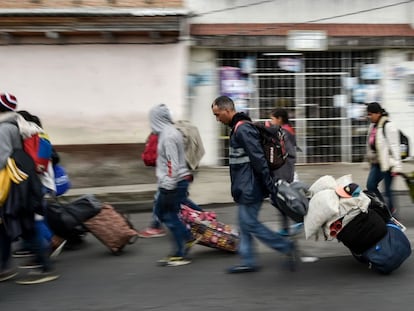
219,66,250,114
360,64,382,80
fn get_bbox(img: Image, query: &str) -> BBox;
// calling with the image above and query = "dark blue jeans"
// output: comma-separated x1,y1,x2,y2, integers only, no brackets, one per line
366,164,394,213
237,202,293,267
151,179,201,229
154,181,193,257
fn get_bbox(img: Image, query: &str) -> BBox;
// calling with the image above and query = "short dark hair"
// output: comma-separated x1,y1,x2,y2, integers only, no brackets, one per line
17,110,42,127
367,102,385,114
212,95,235,110
271,108,289,124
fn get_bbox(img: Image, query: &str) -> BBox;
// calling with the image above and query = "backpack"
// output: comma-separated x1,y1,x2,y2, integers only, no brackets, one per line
174,120,205,170
271,180,309,223
141,133,158,167
363,190,392,223
23,132,53,174
383,121,410,160
235,120,288,170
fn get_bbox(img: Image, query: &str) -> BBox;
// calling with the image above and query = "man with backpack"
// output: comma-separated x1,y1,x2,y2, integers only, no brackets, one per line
139,126,202,238
211,95,298,273
148,104,199,266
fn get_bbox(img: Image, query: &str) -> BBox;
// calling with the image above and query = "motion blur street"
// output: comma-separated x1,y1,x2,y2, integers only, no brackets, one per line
1,197,414,311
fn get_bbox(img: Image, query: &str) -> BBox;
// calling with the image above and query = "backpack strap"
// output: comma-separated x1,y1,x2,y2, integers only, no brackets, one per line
233,120,248,133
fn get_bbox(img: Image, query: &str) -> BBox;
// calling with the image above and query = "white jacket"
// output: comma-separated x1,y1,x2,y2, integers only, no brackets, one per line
366,116,402,173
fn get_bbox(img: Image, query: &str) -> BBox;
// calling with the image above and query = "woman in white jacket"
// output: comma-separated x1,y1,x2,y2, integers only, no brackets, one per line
366,102,402,215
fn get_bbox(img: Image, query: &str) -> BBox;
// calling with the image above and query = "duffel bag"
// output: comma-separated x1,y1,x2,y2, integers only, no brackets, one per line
354,223,411,274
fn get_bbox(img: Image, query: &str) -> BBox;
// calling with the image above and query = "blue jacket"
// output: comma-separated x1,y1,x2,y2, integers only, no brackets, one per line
229,113,276,204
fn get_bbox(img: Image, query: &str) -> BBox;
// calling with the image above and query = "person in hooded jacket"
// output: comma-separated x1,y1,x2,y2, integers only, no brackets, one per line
0,92,20,282
366,102,402,214
0,93,59,284
211,96,298,273
149,104,198,267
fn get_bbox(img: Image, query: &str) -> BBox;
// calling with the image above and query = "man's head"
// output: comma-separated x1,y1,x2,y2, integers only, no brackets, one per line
211,96,236,125
0,92,17,112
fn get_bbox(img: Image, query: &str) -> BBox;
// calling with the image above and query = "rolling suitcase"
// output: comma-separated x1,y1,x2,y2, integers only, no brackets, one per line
180,205,239,253
83,203,138,254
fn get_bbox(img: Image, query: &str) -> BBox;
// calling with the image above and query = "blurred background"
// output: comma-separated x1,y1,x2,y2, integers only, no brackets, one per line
1,0,413,186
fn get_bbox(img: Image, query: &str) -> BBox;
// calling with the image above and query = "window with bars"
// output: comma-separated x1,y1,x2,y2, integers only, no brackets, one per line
216,50,379,165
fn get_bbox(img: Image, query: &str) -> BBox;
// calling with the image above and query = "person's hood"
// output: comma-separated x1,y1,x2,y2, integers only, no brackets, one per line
149,104,173,134
0,111,18,124
229,112,251,128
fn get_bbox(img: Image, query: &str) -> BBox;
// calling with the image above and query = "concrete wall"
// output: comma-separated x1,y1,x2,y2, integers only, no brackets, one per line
0,43,187,144
188,48,219,166
381,49,414,150
186,0,412,24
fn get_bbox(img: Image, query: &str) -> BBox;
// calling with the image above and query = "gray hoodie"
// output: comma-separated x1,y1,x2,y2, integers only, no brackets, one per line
149,104,189,190
0,112,22,169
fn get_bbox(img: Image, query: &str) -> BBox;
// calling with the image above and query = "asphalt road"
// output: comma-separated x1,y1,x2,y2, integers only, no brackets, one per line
1,196,414,311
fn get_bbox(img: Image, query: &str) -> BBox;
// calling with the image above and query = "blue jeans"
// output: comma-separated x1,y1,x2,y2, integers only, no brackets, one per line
366,164,394,212
154,181,193,257
151,179,201,229
237,202,293,267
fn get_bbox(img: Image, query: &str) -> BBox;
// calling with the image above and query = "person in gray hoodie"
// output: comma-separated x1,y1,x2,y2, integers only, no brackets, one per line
150,104,197,267
0,92,20,282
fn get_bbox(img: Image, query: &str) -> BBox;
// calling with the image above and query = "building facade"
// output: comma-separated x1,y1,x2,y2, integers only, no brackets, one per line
0,0,189,147
1,1,413,167
187,0,414,165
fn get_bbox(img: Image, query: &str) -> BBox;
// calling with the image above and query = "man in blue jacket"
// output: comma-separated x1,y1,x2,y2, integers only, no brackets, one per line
211,95,298,273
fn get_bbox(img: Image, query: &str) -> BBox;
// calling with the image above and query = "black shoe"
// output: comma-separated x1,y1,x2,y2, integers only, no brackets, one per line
0,268,18,282
287,242,299,272
227,265,259,274
12,249,34,258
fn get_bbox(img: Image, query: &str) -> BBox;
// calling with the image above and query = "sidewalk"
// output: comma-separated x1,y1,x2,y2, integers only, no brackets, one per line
62,161,414,212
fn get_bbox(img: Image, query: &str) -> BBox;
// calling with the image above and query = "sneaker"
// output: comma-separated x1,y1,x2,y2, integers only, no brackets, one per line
138,227,166,238
157,256,191,267
166,257,191,267
227,265,259,274
278,222,304,237
12,249,34,258
15,270,59,285
184,235,202,256
19,260,42,269
50,237,67,258
0,268,18,282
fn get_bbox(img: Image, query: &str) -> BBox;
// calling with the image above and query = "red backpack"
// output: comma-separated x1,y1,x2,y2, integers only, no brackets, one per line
23,132,53,174
141,133,158,166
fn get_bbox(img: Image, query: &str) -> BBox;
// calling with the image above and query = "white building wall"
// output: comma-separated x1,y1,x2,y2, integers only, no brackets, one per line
0,44,187,144
381,50,414,152
186,0,412,24
188,48,219,166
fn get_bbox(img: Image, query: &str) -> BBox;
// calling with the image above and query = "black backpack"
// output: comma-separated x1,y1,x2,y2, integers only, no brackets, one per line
235,120,288,170
383,121,410,160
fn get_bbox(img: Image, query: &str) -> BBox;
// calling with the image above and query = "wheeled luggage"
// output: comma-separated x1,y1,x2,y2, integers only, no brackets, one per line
45,194,102,242
83,203,138,254
180,205,239,253
353,223,411,274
